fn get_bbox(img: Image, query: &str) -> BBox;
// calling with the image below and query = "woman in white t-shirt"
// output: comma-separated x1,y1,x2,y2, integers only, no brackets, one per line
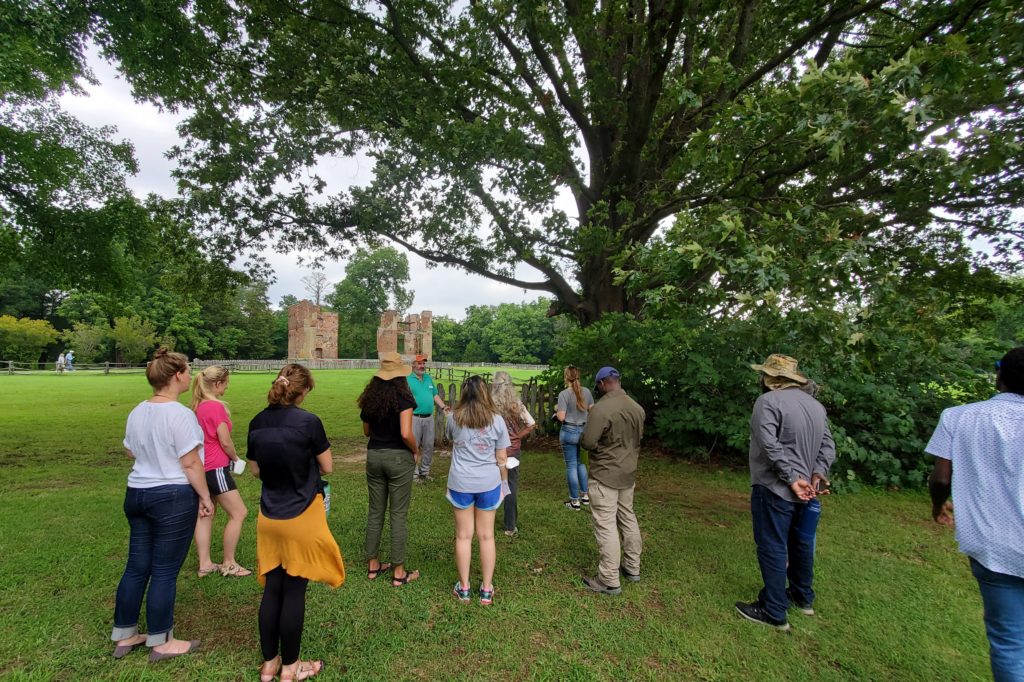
110,349,214,663
446,375,509,606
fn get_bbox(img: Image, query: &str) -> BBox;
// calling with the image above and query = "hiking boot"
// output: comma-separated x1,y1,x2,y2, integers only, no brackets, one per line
452,582,472,603
734,601,791,632
582,575,621,595
786,588,815,616
619,565,641,583
564,499,582,511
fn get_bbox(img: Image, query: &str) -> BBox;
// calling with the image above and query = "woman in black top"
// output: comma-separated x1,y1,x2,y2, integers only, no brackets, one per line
357,351,421,586
249,364,344,682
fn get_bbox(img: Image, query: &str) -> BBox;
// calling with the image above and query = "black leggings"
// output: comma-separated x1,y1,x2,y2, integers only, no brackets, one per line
259,567,309,665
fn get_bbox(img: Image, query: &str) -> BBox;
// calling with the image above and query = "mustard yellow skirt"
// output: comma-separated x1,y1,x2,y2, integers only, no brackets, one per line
256,494,346,588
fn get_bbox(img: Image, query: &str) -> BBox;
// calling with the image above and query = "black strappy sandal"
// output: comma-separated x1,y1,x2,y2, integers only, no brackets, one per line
391,569,421,586
367,562,392,580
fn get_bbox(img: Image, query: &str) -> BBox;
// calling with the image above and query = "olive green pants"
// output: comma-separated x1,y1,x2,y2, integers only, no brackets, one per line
364,448,416,566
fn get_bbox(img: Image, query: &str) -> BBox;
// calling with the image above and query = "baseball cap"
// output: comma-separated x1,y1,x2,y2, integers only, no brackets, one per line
595,366,620,383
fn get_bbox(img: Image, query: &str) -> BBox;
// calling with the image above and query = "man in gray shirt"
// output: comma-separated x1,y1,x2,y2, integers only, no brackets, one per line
736,354,835,631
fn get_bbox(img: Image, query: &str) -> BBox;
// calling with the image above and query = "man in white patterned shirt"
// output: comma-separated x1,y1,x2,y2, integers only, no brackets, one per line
926,347,1024,682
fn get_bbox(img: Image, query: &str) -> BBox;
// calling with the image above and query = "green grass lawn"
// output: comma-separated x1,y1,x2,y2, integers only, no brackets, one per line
0,373,990,681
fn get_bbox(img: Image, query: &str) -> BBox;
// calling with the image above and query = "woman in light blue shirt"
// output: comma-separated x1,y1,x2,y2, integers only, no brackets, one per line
445,376,509,606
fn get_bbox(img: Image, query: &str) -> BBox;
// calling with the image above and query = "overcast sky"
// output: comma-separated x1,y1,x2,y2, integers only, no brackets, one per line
59,54,553,320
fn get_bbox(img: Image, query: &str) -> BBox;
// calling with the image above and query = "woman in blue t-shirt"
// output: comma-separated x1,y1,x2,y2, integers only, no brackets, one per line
357,352,421,586
445,375,510,606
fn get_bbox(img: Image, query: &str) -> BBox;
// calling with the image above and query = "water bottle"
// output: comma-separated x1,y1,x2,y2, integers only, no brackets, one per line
323,482,332,515
795,497,821,540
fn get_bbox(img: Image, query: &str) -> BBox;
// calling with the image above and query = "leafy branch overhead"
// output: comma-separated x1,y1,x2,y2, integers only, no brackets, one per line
89,0,1022,322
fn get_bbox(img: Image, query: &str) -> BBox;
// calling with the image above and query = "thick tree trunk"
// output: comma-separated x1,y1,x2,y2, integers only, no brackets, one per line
575,254,640,326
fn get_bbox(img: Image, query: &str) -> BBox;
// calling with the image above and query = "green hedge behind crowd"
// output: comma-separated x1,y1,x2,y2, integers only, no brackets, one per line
548,310,1002,489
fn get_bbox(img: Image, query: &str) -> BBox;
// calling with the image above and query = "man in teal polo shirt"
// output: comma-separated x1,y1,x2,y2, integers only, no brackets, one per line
408,354,449,482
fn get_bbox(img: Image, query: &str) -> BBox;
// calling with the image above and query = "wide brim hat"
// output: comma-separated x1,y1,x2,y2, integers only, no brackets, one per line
750,354,808,384
376,351,412,380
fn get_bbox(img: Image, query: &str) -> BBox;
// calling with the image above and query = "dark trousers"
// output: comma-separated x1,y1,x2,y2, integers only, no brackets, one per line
113,485,198,644
364,448,415,565
503,465,519,531
751,485,817,622
259,567,309,665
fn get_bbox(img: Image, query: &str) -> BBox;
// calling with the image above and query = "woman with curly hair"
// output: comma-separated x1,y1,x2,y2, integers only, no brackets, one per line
490,371,535,537
250,364,343,682
357,351,421,586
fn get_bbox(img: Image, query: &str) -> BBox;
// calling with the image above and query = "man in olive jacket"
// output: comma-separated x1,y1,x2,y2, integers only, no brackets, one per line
580,366,646,595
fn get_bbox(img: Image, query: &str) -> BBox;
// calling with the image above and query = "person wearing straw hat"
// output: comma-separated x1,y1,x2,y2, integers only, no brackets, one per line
357,351,422,586
736,354,835,632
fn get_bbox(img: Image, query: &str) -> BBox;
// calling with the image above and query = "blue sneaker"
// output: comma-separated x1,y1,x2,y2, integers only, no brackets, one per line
479,585,494,606
452,582,472,603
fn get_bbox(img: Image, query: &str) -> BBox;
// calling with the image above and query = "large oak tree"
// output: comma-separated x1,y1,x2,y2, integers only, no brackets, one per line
91,0,1023,323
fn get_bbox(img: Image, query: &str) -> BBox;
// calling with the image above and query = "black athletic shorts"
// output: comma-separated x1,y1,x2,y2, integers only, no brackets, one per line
205,466,238,496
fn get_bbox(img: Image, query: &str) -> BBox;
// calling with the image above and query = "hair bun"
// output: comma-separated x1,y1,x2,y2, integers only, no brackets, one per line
153,347,170,358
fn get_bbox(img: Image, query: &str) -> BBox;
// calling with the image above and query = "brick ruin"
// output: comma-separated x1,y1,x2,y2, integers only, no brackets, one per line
288,300,339,360
377,310,432,361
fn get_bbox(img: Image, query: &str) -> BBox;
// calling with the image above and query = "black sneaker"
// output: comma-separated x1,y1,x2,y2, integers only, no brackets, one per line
580,493,590,506
582,575,621,595
735,601,791,632
786,588,815,616
564,499,581,511
619,566,641,583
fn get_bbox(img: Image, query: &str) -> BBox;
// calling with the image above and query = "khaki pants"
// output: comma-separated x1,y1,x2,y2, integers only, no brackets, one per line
413,415,435,477
589,479,642,588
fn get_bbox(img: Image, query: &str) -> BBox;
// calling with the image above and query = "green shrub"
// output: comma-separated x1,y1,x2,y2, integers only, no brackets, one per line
549,311,993,489
0,315,59,364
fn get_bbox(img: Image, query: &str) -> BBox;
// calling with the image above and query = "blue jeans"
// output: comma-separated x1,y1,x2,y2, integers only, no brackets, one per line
971,558,1024,682
560,424,588,500
112,485,198,645
750,485,817,623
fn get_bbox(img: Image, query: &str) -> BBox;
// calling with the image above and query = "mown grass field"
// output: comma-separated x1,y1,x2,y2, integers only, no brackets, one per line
0,372,990,681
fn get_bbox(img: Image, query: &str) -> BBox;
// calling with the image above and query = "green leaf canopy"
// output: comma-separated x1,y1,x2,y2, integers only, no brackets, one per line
89,0,1023,323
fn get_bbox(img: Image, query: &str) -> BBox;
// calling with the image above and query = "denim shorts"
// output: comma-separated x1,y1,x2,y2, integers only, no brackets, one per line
447,485,502,511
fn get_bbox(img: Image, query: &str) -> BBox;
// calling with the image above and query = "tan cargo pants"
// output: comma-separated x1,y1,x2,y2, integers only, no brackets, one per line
589,479,642,588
